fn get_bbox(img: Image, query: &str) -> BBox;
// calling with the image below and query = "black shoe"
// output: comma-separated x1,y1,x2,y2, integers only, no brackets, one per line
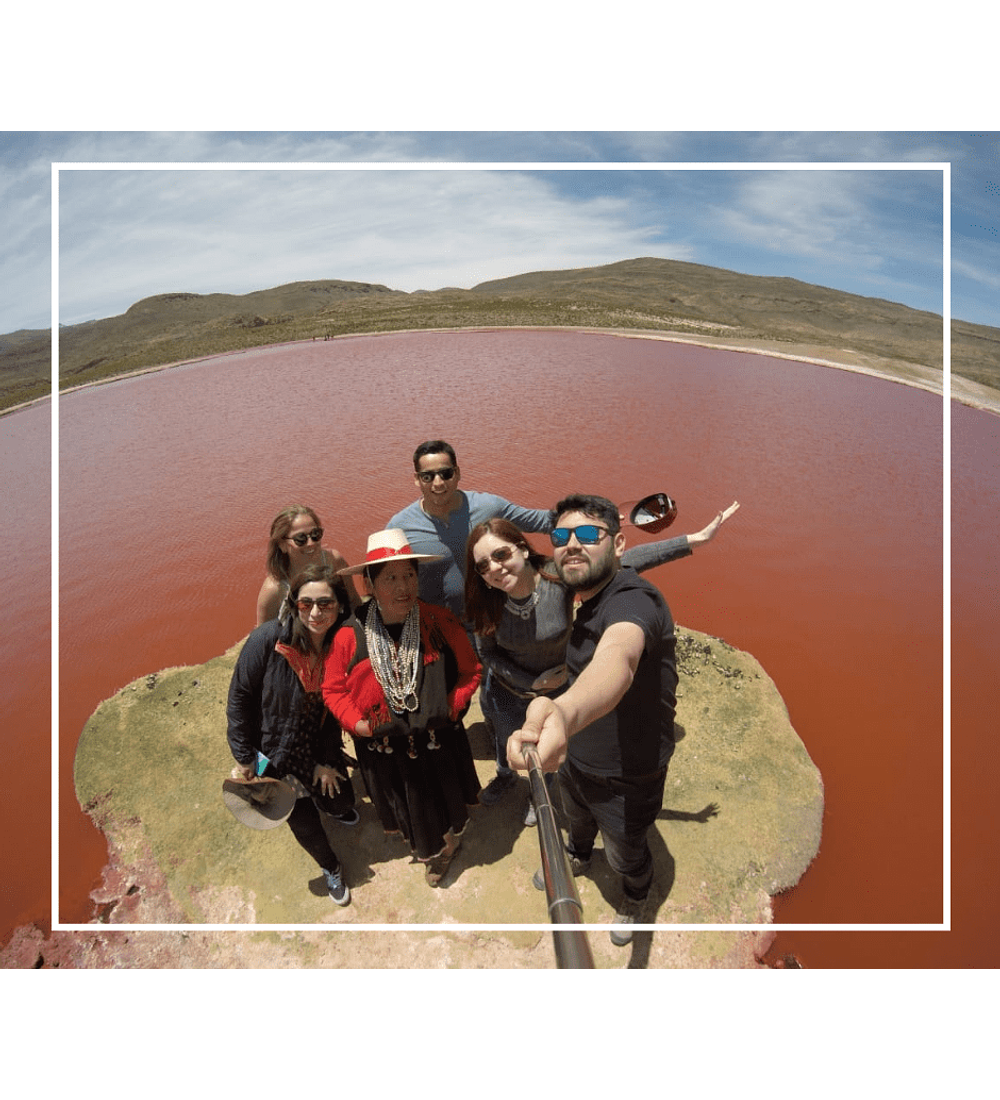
323,866,351,906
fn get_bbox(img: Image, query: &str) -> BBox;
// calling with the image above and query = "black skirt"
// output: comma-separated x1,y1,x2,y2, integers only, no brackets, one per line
352,723,481,859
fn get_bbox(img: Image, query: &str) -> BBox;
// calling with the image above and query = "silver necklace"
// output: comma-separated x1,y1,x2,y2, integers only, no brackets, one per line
505,579,541,620
365,599,421,713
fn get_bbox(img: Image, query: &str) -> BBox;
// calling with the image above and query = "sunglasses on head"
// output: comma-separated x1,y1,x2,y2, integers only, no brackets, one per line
417,466,456,483
295,597,338,612
288,527,323,547
550,524,611,548
474,544,522,575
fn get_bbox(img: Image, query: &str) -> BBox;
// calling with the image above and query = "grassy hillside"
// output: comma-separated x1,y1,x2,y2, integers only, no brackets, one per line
2,258,998,412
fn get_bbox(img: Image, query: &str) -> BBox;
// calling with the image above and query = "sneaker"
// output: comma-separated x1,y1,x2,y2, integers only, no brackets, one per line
478,770,517,806
323,866,351,906
532,853,591,891
332,808,360,826
610,895,645,946
524,774,555,827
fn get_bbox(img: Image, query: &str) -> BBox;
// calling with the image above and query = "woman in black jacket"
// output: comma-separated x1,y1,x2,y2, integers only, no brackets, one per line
227,563,358,906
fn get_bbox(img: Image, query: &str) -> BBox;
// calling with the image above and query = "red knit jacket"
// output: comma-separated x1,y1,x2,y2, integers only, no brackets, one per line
322,600,481,735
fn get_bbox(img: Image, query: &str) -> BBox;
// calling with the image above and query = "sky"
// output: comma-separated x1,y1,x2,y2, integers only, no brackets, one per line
1,131,996,336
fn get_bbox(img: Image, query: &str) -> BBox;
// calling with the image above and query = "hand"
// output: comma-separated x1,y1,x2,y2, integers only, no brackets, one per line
354,720,372,737
531,665,567,692
231,762,255,780
313,765,346,796
506,696,568,773
691,501,740,546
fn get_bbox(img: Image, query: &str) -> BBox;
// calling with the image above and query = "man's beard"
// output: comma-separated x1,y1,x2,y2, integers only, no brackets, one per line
555,544,616,593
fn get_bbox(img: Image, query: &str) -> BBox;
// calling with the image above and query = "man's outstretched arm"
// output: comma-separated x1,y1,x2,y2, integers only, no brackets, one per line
507,620,645,772
685,500,740,547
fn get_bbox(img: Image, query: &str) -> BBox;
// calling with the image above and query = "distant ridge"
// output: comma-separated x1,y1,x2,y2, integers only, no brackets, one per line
2,258,998,411
469,257,949,347
123,279,397,322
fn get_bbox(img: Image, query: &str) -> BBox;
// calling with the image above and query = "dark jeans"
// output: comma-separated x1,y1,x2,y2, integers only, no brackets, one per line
481,668,567,777
557,758,668,902
285,797,341,874
264,762,355,875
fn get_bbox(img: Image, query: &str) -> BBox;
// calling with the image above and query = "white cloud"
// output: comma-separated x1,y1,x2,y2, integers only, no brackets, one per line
0,132,992,332
55,166,683,323
712,171,885,268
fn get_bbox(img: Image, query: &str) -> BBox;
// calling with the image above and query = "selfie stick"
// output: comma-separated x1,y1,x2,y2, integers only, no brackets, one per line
524,745,595,969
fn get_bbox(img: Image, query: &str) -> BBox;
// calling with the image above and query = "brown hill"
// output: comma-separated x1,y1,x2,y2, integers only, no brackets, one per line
2,258,998,412
473,257,942,360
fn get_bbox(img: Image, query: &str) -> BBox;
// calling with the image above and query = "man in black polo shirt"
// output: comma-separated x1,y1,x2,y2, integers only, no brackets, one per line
507,493,678,946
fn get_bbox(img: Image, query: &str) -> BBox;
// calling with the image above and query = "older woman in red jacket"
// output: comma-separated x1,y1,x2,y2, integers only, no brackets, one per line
323,529,482,886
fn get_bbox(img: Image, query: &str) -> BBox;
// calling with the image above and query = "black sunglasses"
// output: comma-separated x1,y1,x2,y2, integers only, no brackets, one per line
288,527,323,547
417,467,456,484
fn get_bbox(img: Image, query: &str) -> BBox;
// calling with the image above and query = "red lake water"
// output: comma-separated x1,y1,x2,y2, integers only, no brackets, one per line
4,328,994,967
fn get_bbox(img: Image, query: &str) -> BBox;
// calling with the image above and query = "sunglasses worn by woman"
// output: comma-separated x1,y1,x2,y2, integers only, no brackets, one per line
256,506,357,627
288,526,324,547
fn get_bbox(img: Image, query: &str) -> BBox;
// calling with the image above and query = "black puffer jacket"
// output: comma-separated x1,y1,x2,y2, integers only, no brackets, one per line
226,614,347,775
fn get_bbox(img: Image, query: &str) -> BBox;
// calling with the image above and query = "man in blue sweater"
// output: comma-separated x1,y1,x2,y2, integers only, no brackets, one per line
386,440,553,623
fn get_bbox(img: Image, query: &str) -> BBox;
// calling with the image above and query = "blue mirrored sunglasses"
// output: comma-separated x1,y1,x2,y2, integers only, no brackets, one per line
550,524,610,548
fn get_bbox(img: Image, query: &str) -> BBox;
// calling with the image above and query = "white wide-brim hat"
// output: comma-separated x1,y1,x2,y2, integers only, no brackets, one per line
222,775,297,830
338,528,443,576
628,492,677,533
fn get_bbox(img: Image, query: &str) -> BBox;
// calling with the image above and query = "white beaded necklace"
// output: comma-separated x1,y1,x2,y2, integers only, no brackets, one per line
365,599,421,713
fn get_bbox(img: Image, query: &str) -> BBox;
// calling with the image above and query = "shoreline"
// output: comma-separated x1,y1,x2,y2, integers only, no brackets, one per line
6,325,999,418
